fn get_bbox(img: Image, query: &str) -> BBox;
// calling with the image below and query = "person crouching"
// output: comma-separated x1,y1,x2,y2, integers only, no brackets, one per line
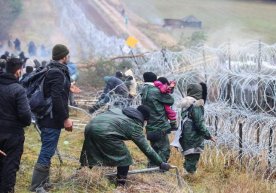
80,105,171,186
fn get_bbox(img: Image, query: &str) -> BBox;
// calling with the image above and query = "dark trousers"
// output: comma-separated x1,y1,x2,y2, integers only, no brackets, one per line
184,154,200,173
0,133,24,193
148,134,170,167
37,128,61,167
117,166,129,185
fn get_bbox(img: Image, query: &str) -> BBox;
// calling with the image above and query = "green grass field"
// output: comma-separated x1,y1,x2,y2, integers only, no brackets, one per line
122,0,276,44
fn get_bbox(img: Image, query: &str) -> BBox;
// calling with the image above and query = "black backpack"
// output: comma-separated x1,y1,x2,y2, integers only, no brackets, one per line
22,66,64,119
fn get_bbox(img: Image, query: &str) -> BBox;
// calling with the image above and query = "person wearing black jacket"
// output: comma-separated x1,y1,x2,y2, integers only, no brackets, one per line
0,59,6,73
0,58,32,193
30,44,73,192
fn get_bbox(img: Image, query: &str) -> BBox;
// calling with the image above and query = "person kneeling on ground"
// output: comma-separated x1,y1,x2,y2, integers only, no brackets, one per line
177,82,216,174
89,75,129,114
80,105,171,186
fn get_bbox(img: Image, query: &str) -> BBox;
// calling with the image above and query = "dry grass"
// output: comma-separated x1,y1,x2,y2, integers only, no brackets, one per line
15,109,276,192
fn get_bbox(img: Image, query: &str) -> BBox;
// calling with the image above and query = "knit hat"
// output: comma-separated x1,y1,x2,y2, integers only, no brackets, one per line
52,44,69,60
143,72,157,82
137,105,151,121
187,83,203,100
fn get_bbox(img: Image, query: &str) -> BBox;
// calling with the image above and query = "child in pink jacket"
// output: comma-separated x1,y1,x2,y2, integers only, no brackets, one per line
154,77,177,131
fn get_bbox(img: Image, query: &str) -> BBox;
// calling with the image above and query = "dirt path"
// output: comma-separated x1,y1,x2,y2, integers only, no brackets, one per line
72,0,161,52
74,0,120,37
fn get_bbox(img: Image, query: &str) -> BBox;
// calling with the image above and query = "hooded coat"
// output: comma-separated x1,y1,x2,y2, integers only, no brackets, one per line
178,95,211,155
37,61,71,129
102,76,128,97
141,83,174,132
0,73,32,134
80,107,163,167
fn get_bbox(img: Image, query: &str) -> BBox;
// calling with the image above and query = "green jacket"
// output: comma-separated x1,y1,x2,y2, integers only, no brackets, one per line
178,96,211,155
141,83,174,132
80,108,163,167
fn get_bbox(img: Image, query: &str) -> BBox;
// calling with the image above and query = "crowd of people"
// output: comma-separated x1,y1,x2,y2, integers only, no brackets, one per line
0,43,215,193
0,37,49,60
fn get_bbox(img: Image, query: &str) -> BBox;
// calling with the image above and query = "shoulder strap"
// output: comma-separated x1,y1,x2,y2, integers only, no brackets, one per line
46,67,67,85
41,67,67,96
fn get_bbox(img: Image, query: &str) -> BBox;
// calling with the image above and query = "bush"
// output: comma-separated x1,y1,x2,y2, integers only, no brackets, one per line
78,59,117,88
186,31,207,48
117,60,132,70
178,31,207,49
78,59,135,88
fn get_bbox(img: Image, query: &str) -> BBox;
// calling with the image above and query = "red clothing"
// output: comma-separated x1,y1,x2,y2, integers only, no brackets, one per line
154,81,176,120
154,81,172,94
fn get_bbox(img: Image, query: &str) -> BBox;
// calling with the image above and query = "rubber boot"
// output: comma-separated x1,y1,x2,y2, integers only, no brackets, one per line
116,165,129,187
29,163,50,192
116,175,127,186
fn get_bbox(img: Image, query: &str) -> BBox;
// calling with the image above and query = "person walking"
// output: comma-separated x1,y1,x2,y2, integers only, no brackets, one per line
177,82,216,174
141,72,174,166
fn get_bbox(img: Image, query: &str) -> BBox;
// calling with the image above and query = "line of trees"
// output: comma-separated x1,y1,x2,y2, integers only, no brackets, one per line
0,0,22,40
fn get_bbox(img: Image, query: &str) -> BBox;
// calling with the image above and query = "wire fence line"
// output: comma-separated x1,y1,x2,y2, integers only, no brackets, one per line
27,40,275,180
119,41,276,173
53,0,125,59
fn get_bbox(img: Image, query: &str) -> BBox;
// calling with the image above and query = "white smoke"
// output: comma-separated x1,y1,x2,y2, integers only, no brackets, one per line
53,0,125,60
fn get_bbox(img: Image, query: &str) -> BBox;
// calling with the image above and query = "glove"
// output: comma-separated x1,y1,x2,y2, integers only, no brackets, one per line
170,120,178,131
160,162,171,171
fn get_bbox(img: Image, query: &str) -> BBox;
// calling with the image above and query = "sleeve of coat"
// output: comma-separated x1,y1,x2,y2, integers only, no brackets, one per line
47,70,69,124
102,83,110,95
130,124,163,166
191,107,211,140
155,92,174,106
16,86,32,127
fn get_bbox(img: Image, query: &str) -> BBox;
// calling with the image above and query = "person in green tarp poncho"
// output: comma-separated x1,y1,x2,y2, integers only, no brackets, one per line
177,82,216,174
80,105,171,185
141,72,175,166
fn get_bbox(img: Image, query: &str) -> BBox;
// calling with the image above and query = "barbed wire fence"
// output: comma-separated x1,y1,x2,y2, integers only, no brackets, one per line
117,40,276,178
53,0,126,59
22,41,276,192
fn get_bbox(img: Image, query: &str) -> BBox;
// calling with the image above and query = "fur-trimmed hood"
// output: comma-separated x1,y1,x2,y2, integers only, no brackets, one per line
177,96,204,109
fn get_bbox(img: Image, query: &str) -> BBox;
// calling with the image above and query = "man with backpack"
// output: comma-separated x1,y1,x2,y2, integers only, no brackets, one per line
30,44,73,191
0,58,32,193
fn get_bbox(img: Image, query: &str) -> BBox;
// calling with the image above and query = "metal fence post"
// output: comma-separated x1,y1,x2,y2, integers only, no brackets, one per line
268,127,273,169
239,122,243,165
